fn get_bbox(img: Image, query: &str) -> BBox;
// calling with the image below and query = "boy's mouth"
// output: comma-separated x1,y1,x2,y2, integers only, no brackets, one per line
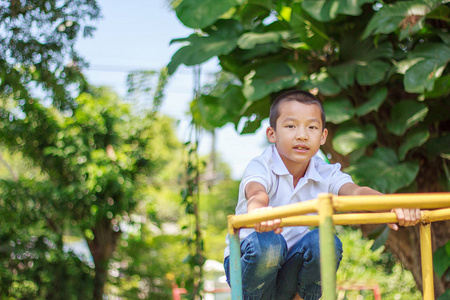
294,145,309,151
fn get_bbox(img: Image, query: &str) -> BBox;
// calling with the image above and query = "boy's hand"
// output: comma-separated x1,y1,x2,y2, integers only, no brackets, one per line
252,206,283,234
389,208,421,231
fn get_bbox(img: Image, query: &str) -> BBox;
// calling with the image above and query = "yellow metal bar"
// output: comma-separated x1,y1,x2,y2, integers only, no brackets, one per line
234,208,450,229
420,223,434,300
280,212,398,227
228,199,318,229
228,193,450,230
332,193,450,212
421,208,450,223
226,193,450,299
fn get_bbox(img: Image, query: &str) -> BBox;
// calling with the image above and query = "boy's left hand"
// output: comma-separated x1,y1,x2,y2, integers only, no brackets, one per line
389,208,421,231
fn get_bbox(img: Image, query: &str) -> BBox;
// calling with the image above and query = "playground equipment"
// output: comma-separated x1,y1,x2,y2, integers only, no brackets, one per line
227,193,450,300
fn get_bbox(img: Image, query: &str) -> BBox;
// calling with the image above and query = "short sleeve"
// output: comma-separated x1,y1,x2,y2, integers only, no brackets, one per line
328,163,353,195
240,158,271,195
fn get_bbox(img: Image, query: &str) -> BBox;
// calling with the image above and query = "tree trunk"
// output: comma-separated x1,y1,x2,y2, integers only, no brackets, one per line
87,218,121,300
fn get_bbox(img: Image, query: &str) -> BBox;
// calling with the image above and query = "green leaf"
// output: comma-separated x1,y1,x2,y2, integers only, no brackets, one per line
175,0,239,29
168,19,243,74
222,84,248,116
356,87,387,117
327,63,357,89
433,241,450,277
386,100,428,136
191,85,247,129
323,97,355,124
328,38,393,87
332,122,377,155
242,62,301,101
369,224,390,251
398,126,430,160
428,4,450,21
302,0,374,22
362,1,434,39
248,0,273,10
356,60,391,85
437,289,450,300
424,74,450,99
345,148,420,193
237,31,289,49
240,117,263,134
403,43,450,93
240,43,281,61
307,72,342,96
192,95,228,129
239,97,271,134
290,3,329,51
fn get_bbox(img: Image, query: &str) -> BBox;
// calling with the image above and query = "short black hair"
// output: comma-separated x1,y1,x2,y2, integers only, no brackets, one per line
269,90,326,130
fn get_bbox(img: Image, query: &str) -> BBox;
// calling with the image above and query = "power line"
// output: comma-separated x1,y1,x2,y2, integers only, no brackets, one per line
84,64,219,75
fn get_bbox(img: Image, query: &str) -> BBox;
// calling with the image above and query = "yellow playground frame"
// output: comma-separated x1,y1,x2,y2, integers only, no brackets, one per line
227,193,450,300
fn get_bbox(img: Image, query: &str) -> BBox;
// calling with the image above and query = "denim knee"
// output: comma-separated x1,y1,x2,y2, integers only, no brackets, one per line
241,232,286,297
224,231,287,298
296,229,343,267
241,231,286,265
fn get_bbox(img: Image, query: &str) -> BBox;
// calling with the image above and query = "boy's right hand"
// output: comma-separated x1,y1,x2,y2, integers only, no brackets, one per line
251,206,283,234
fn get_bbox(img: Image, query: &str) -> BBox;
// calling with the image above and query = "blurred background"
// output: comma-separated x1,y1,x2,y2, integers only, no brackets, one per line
1,0,449,299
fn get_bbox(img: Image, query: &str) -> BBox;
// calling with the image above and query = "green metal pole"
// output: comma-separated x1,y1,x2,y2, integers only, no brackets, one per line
318,193,336,300
229,231,242,300
228,215,242,300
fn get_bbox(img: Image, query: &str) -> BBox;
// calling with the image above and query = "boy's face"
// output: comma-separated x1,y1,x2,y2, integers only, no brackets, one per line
266,101,328,172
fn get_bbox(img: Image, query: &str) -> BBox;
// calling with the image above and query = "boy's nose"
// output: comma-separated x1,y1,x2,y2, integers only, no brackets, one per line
296,129,308,140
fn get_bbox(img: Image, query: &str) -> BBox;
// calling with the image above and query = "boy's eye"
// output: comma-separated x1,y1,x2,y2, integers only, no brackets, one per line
286,125,295,128
309,126,318,129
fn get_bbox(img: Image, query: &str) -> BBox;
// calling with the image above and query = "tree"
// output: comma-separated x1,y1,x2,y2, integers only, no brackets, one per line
0,86,180,299
168,0,450,297
0,0,100,108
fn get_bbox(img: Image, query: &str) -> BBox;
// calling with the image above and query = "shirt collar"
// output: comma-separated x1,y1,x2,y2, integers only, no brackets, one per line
270,145,323,182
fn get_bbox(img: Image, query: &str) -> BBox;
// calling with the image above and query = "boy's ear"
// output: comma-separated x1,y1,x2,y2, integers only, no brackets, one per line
320,128,328,145
266,127,276,143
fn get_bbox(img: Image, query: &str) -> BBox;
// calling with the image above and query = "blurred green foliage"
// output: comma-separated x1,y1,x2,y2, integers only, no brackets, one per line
0,86,181,299
337,226,422,299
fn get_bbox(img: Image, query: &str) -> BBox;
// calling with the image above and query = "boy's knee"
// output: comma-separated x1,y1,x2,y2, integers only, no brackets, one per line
302,230,342,262
242,231,286,266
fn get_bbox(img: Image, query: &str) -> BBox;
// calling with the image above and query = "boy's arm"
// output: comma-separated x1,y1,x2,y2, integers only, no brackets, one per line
245,181,283,234
339,182,420,230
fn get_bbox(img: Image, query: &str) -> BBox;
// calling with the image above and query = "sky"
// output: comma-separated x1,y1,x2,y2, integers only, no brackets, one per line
75,0,269,179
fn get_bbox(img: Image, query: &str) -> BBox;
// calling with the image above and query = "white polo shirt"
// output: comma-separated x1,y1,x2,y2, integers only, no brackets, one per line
224,144,353,258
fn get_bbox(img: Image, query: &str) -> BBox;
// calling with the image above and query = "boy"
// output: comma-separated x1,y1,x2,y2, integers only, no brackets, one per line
223,90,420,300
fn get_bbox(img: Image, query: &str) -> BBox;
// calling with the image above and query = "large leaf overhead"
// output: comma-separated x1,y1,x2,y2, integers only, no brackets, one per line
386,100,428,136
237,31,290,49
398,125,430,160
332,122,377,155
345,148,420,193
355,87,387,117
242,62,302,101
168,19,243,74
401,43,450,93
303,72,342,96
323,97,355,124
289,3,330,51
362,0,441,40
302,0,375,22
175,0,239,29
328,38,394,87
191,85,246,129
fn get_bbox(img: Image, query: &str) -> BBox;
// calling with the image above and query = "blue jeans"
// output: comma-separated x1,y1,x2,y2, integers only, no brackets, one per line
224,229,343,300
